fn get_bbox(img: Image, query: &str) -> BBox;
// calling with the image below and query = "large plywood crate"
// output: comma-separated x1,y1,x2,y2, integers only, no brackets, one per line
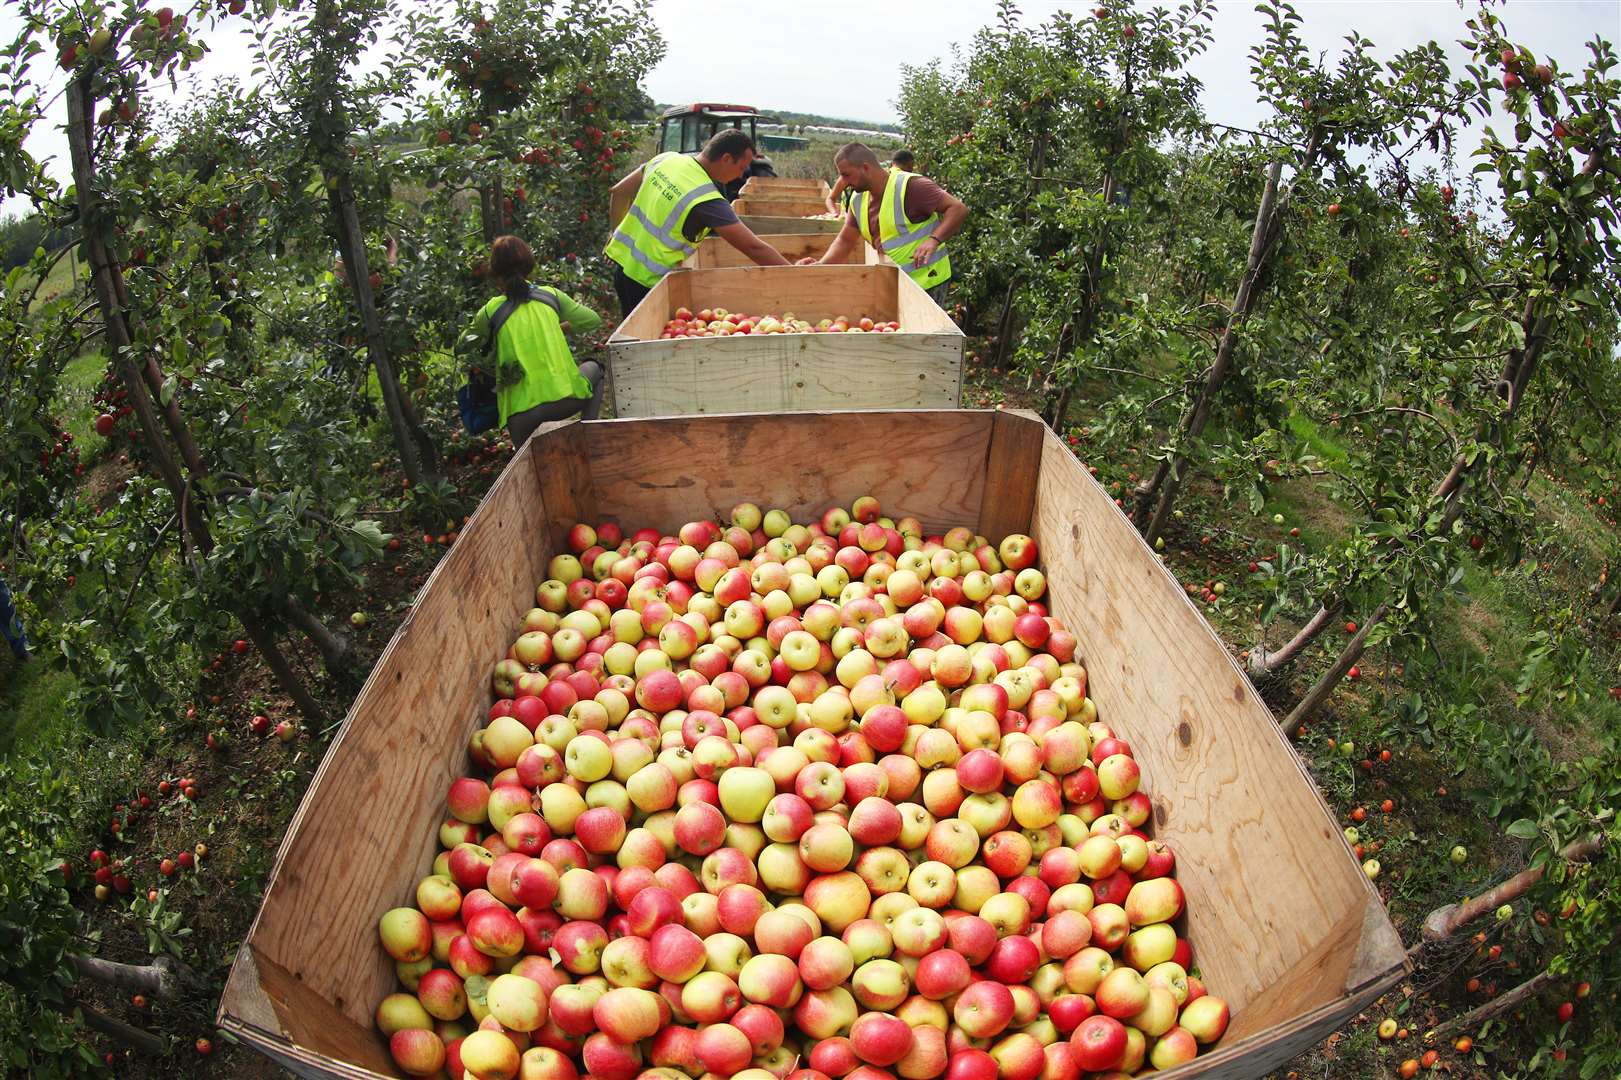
217,409,1409,1079
739,213,842,235
741,176,830,199
606,265,962,417
681,231,882,270
732,194,832,218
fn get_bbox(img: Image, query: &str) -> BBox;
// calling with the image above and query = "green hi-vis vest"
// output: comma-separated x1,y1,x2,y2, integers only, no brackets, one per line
850,170,951,289
479,287,590,425
606,152,726,287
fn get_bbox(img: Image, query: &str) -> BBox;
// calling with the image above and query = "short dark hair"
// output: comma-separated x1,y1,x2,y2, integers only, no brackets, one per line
490,235,535,301
703,129,756,161
892,149,915,169
834,142,881,168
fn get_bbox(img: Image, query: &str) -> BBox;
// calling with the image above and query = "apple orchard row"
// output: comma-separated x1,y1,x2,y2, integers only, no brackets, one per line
375,499,1231,1080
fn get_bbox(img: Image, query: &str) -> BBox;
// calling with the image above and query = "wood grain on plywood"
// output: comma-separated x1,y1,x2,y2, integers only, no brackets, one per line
610,332,962,417
1026,427,1400,1017
977,410,1045,541
582,411,993,535
235,445,553,1033
739,215,842,235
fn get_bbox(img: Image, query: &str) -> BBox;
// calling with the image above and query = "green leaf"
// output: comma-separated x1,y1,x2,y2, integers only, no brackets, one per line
1505,818,1539,840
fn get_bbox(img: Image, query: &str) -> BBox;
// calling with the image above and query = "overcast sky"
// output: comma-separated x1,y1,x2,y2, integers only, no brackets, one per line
2,0,1617,214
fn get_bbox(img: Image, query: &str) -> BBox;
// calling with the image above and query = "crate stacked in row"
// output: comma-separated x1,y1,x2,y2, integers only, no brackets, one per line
609,266,963,418
216,410,1409,1080
737,176,843,235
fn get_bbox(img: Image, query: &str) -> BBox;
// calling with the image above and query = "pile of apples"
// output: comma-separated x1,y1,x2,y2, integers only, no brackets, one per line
375,498,1229,1080
659,308,902,338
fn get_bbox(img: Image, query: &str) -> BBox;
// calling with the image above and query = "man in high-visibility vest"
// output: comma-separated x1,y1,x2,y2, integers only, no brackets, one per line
825,149,915,216
605,130,790,315
802,143,965,302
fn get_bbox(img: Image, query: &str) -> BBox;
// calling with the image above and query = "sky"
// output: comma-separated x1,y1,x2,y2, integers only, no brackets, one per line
1,0,1617,214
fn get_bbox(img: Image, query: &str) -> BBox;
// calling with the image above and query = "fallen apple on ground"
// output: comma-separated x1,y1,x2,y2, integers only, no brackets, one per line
373,498,1228,1078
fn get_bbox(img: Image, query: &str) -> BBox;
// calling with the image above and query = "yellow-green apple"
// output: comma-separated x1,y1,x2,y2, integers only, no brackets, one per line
1012,780,1062,830
907,860,958,908
1094,754,1139,802
896,800,933,849
718,767,774,823
416,876,464,923
892,907,948,956
1068,1014,1126,1073
600,935,656,989
681,970,743,1022
591,986,664,1044
953,979,1016,1038
680,891,720,937
953,866,1000,914
914,947,972,999
854,847,911,897
851,957,910,1010
1014,568,1046,600
466,906,523,959
1124,878,1183,927
538,785,586,835
1178,994,1228,1043
1064,947,1113,996
461,1028,522,1079
959,792,1013,837
988,1031,1043,1080
1048,882,1095,917
487,974,549,1032
376,991,433,1035
626,762,678,813
980,891,1032,938
1143,961,1189,1006
1122,924,1176,973
1127,985,1177,1037
553,867,607,921
869,891,918,932
842,918,894,966
703,932,751,977
920,769,965,819
1076,835,1122,881
757,841,811,894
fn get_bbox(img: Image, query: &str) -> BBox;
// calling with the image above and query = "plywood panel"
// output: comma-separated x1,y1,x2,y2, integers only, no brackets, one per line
1026,426,1406,1017
742,177,830,198
610,332,961,417
684,232,876,270
223,438,556,1034
740,214,842,235
977,410,1045,542
578,411,993,536
733,195,830,218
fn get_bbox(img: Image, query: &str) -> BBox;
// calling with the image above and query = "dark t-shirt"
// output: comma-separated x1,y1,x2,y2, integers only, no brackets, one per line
846,175,950,240
683,198,740,242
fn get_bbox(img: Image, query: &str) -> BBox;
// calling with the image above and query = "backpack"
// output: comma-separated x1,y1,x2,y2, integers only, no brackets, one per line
457,287,563,435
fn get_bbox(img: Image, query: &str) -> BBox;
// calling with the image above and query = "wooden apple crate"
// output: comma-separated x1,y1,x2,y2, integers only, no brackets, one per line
607,264,962,417
681,231,883,270
739,212,842,235
740,176,830,199
217,409,1409,1080
732,194,833,218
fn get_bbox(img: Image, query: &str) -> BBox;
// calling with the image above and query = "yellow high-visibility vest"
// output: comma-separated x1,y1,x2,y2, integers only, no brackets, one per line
606,152,725,286
850,170,951,289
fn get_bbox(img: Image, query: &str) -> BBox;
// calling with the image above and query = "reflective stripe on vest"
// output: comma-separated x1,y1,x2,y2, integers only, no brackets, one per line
851,171,952,289
605,152,723,286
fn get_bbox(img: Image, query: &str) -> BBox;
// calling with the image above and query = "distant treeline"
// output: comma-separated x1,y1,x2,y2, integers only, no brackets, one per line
1,213,76,271
653,103,900,134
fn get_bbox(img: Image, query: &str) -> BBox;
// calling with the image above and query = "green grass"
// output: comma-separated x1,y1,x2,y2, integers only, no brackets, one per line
27,245,86,314
58,348,109,453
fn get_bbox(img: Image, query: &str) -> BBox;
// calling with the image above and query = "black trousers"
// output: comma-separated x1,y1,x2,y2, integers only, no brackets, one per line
612,264,652,318
506,360,605,447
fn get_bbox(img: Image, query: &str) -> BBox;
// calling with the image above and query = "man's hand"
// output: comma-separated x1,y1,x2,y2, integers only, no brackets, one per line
796,256,820,266
912,237,940,269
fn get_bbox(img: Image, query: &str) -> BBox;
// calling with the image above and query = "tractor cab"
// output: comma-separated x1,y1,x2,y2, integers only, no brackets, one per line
657,103,778,199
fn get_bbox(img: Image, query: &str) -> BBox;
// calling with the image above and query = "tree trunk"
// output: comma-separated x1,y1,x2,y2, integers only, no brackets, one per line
1280,601,1389,729
73,1002,167,1055
1421,834,1605,942
1137,159,1285,544
991,282,1019,370
67,71,326,728
240,612,328,724
331,171,429,489
1607,585,1621,620
1432,970,1559,1038
280,595,354,679
1248,600,1344,678
69,954,191,1000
